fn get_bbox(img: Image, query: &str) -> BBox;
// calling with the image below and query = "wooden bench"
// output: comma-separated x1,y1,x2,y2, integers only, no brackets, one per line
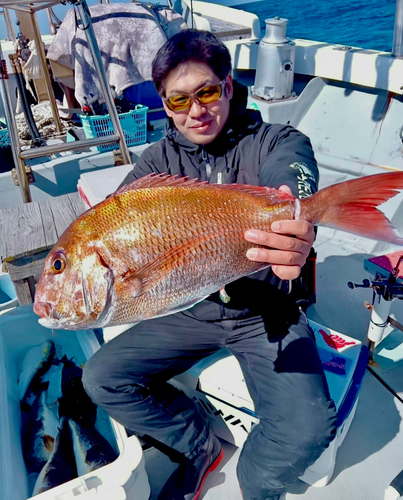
0,193,86,305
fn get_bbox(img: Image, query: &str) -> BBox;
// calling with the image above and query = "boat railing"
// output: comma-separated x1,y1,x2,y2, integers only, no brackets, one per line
393,0,403,56
0,0,132,203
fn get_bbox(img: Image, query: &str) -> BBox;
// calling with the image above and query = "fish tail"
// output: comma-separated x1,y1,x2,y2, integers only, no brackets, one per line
299,172,403,244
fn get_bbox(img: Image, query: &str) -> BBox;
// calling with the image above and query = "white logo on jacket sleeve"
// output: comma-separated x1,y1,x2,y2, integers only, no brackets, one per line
289,162,317,198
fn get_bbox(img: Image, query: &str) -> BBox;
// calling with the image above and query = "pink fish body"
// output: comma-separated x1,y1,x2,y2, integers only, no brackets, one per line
34,172,403,330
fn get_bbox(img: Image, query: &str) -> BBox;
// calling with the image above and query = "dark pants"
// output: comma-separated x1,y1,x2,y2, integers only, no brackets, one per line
83,308,337,500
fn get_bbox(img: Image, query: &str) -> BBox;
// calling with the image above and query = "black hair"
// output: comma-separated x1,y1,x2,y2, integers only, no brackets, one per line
152,29,232,95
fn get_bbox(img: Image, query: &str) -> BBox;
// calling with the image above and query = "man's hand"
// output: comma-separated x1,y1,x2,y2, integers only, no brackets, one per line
244,185,315,281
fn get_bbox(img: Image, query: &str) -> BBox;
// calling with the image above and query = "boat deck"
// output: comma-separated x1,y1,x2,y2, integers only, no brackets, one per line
1,148,403,499
144,369,403,500
1,74,403,500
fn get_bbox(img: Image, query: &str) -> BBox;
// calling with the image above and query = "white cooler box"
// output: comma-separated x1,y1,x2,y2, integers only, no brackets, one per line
172,319,368,488
77,164,134,209
0,306,151,500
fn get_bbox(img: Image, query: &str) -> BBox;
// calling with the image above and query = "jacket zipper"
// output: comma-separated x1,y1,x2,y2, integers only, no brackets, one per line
201,147,211,181
202,147,223,316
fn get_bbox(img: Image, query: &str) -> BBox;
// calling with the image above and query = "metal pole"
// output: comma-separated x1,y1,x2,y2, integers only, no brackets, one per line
392,0,403,56
7,5,33,13
32,2,62,13
29,9,63,133
45,6,63,33
46,8,56,35
3,9,16,41
72,0,131,164
20,134,121,159
0,0,60,7
0,55,31,202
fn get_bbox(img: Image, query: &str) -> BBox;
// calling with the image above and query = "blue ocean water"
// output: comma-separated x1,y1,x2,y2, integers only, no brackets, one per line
239,0,397,52
0,0,396,52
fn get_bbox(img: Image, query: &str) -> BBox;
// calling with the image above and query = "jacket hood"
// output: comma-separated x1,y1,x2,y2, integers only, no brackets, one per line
165,80,263,155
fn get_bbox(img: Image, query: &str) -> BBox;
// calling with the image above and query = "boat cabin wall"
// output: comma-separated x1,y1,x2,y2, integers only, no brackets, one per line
248,75,403,174
247,74,403,255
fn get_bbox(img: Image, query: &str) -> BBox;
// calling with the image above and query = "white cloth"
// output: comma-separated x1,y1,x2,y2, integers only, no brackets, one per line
23,40,43,81
47,3,186,107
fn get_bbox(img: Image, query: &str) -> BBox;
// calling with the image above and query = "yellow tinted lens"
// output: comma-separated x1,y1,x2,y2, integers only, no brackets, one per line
166,94,191,111
165,82,224,111
196,84,222,104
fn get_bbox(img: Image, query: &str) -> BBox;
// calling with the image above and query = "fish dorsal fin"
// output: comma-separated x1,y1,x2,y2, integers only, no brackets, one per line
217,183,295,203
114,173,206,195
114,173,295,204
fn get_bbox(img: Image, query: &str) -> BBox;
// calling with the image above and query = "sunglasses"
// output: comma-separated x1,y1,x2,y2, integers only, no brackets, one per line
163,79,227,112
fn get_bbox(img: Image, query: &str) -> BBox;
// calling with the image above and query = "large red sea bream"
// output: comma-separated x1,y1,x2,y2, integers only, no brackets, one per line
34,172,403,330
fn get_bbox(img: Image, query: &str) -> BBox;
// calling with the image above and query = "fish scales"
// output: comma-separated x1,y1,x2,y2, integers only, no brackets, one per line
110,187,289,322
88,187,285,261
34,172,403,330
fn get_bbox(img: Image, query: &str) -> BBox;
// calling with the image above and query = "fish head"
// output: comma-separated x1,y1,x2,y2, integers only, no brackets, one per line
34,241,115,330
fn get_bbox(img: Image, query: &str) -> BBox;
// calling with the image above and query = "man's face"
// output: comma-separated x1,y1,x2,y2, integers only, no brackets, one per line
162,61,233,145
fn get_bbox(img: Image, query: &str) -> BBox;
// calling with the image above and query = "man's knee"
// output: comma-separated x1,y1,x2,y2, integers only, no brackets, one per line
82,351,145,407
298,398,338,455
82,353,108,405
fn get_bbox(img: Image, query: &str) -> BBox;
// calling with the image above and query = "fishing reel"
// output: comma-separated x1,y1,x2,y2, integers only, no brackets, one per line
348,255,403,348
347,255,403,303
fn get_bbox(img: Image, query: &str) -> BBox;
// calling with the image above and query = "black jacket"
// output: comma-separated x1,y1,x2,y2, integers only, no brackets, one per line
120,82,319,322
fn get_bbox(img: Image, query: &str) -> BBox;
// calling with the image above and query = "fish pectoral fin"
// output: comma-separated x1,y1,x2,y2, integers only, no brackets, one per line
119,276,143,299
120,233,220,297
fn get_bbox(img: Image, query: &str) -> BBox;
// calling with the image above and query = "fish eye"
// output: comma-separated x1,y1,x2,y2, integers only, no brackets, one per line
51,253,66,274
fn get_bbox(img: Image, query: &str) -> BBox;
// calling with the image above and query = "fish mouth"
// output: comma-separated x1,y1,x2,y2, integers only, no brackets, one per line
34,299,89,330
38,318,89,331
33,300,52,319
34,286,115,331
34,299,60,329
37,316,91,331
38,317,65,329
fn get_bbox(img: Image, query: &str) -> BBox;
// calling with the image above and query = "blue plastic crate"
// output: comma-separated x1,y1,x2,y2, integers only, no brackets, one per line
0,120,10,148
80,105,148,152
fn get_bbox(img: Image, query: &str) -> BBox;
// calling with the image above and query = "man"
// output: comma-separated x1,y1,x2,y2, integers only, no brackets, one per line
47,2,186,117
83,29,337,500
